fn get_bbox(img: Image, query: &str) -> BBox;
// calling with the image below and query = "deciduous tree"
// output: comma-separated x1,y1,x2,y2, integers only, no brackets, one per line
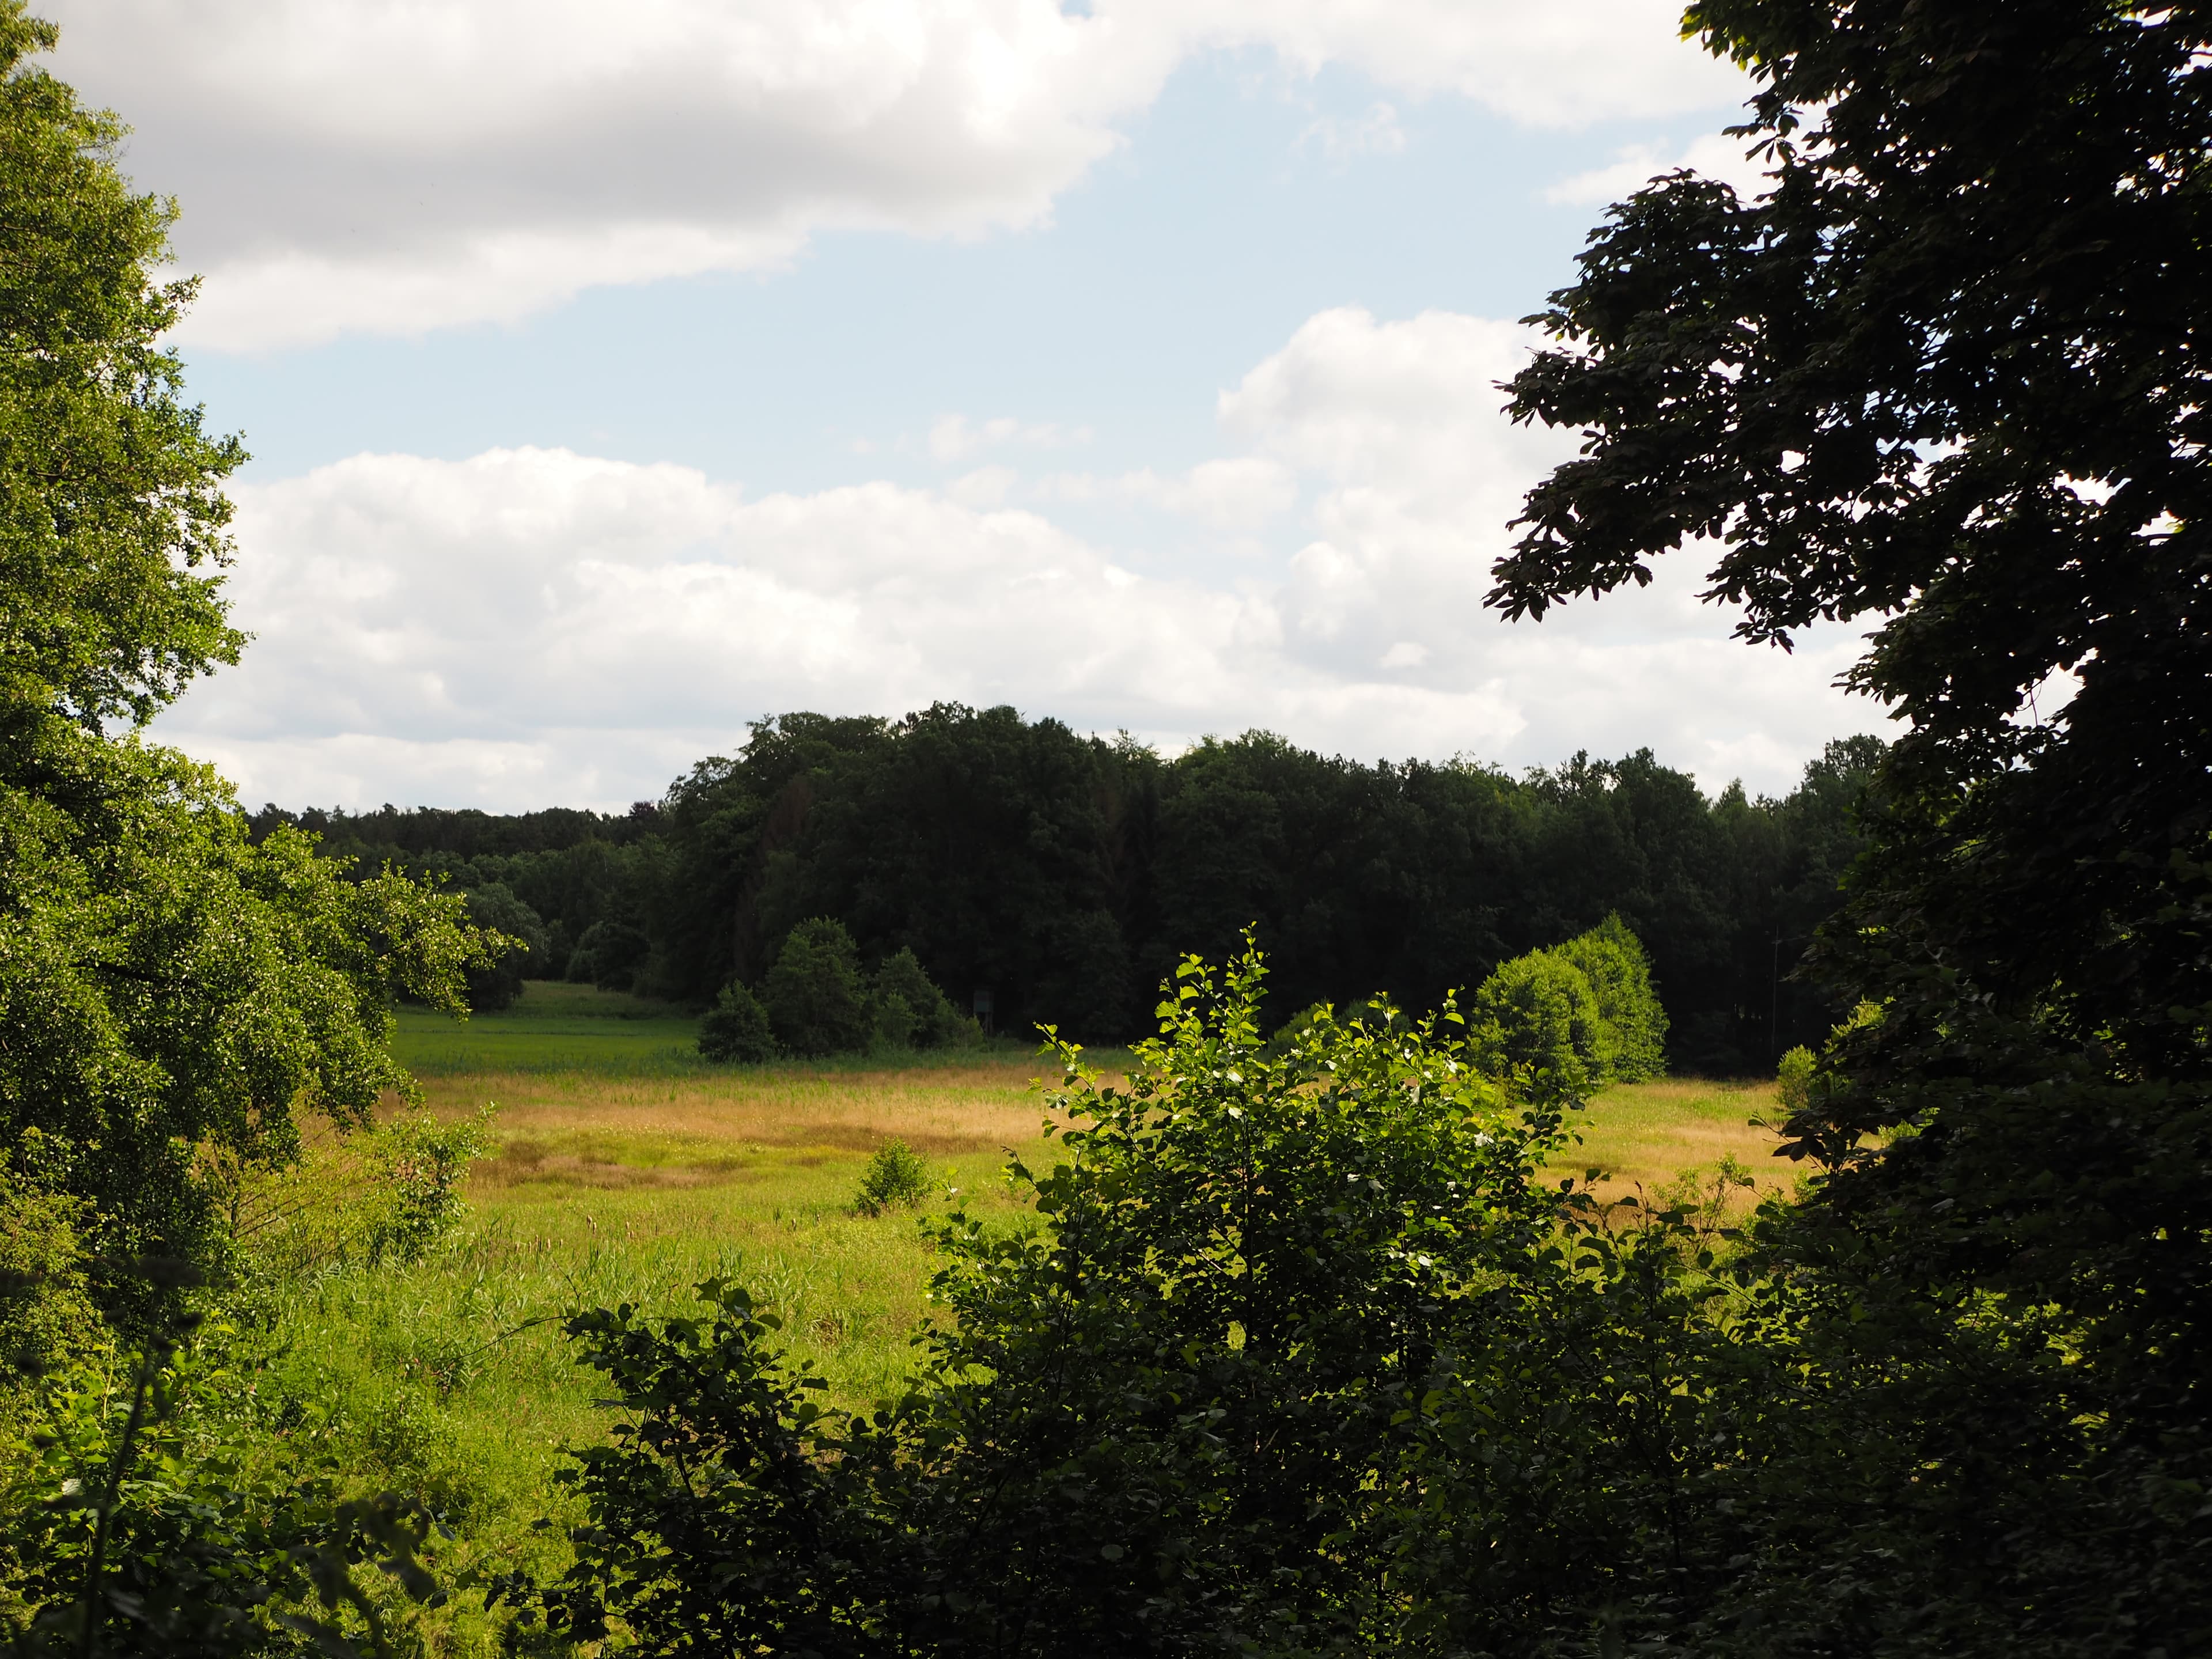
1500,0,2212,1635
0,5,491,1317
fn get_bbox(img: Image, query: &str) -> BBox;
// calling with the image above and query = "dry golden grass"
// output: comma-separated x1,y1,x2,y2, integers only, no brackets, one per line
1565,1076,1798,1211
414,1055,1069,1192
400,987,1790,1218
410,1052,1789,1210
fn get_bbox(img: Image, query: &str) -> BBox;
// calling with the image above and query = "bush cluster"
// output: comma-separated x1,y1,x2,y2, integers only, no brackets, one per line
1467,912,1667,1093
503,940,2205,1656
698,918,979,1063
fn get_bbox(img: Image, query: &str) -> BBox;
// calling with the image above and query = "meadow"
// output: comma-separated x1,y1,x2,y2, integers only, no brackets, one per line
249,983,1788,1653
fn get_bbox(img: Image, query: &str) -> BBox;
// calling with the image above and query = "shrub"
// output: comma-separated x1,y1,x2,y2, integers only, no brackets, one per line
1775,1044,1817,1116
853,1140,932,1216
364,1109,488,1267
699,980,777,1063
762,919,871,1057
1554,912,1668,1080
0,1169,100,1392
215,1108,491,1281
1,1319,446,1658
566,920,650,993
534,945,1727,1654
1772,1005,1877,1125
522,945,2212,1654
870,990,918,1051
1467,948,1609,1094
872,948,975,1050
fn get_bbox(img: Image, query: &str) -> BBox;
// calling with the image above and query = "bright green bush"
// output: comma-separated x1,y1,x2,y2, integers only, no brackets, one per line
364,1111,487,1267
0,1169,100,1395
1,1320,444,1657
1554,912,1669,1080
852,1139,932,1216
1467,948,1609,1094
698,980,776,1063
210,1109,490,1283
1775,1044,1817,1116
528,945,1721,1654
762,919,872,1057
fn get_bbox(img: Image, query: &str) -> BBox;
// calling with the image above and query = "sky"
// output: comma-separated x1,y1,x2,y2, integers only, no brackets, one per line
46,0,1887,813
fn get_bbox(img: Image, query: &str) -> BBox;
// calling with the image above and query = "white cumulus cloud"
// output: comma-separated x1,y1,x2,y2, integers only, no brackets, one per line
44,0,1748,349
1036,457,1297,531
159,304,1882,812
1544,130,1774,206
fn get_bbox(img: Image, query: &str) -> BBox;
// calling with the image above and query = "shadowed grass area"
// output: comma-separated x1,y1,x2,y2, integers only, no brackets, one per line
395,979,1075,1078
393,980,704,1075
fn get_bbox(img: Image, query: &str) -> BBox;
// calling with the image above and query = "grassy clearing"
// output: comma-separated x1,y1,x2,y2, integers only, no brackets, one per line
247,1171,1040,1656
1567,1075,1795,1210
392,980,704,1076
242,984,1787,1652
394,979,1063,1078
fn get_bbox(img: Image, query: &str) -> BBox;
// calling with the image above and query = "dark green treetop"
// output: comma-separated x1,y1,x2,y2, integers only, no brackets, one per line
762,916,872,1058
1497,0,2207,771
1499,0,2211,1631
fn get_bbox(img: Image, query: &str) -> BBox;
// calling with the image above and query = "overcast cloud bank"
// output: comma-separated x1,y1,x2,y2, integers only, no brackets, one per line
48,0,1748,348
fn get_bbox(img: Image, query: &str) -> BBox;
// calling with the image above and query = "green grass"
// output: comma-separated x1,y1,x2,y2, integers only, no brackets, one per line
393,980,706,1075
252,1132,1042,1654
395,979,1071,1077
1569,1075,1793,1205
226,984,1067,1650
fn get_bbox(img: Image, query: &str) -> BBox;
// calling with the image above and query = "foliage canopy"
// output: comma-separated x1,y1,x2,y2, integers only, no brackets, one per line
1499,0,2212,1635
0,5,243,732
0,6,493,1315
315,715,1885,1070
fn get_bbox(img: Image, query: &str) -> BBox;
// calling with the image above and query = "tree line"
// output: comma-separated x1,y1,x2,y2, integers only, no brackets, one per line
252,716,1881,1071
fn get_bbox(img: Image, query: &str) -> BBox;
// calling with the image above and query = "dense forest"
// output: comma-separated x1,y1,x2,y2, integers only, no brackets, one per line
251,706,1884,1071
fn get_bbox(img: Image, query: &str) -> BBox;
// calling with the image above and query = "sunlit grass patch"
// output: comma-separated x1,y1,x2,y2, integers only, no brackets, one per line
251,1132,1046,1652
414,1059,1071,1185
1562,1075,1795,1209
